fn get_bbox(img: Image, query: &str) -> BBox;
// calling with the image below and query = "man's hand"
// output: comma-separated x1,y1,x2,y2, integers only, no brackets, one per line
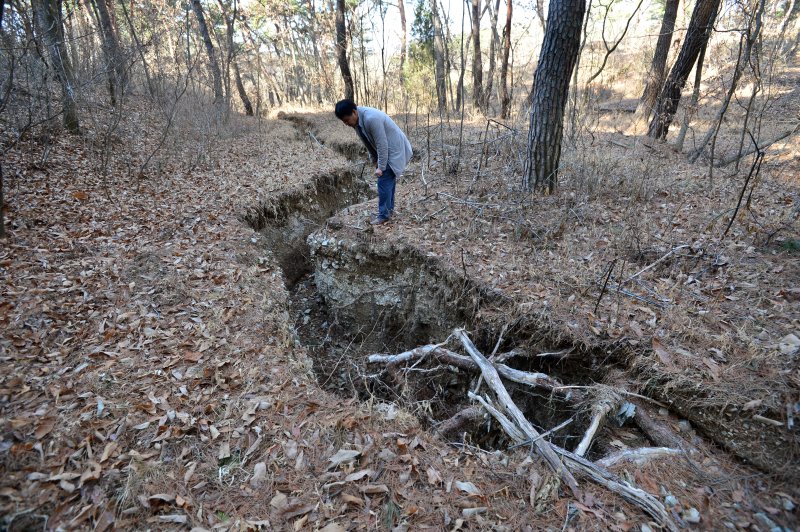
374,168,383,177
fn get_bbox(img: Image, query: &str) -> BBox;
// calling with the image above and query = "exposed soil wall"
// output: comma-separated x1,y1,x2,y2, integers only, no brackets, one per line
305,222,798,477
245,171,370,285
307,224,503,352
250,114,798,481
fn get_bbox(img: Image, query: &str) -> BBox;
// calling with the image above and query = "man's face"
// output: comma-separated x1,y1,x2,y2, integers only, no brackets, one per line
341,110,358,128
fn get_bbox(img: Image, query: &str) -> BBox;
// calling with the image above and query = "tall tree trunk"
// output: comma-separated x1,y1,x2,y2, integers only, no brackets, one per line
431,0,447,112
471,0,483,110
534,0,545,32
32,0,79,132
638,0,679,120
398,0,407,84
233,61,253,115
191,0,224,104
335,0,354,99
307,0,324,102
673,39,707,153
440,0,455,110
91,0,126,106
216,0,253,115
483,0,500,112
119,0,154,96
456,6,468,112
499,0,512,118
523,0,585,193
647,0,720,140
688,0,765,164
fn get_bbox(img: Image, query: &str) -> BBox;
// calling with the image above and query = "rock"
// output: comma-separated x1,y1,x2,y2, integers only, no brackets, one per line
753,512,779,531
664,495,679,507
782,497,795,511
250,462,267,488
682,507,701,524
640,524,653,532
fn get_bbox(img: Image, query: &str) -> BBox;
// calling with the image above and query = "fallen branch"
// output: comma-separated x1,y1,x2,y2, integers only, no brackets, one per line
575,400,614,457
551,446,677,531
715,124,799,167
507,416,575,450
468,392,526,443
368,346,582,402
469,373,675,529
596,447,683,468
622,245,689,285
454,329,581,497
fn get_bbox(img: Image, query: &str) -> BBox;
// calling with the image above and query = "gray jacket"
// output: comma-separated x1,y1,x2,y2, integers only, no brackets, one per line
356,106,413,176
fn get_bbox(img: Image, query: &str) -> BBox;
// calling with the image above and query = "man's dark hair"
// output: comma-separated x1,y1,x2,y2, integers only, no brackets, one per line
334,99,357,119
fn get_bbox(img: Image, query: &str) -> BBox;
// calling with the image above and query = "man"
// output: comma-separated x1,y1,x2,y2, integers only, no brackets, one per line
335,99,413,225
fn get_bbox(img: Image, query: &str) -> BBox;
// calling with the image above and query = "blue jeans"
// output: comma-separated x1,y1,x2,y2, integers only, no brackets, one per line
377,166,396,220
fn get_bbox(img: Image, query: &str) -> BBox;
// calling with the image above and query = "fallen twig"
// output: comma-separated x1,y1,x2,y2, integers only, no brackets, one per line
622,245,689,285
507,416,575,450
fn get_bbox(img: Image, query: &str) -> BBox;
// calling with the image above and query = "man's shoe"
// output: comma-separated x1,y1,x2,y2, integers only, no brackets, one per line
370,217,389,226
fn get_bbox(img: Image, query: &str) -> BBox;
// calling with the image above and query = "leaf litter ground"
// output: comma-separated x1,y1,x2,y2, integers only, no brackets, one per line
0,98,797,531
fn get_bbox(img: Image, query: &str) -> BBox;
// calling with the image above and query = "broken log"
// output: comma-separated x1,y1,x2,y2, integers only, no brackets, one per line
435,406,484,438
470,377,676,530
632,400,698,455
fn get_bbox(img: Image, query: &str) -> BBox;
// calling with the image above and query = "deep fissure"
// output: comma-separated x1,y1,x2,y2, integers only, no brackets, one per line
246,167,652,459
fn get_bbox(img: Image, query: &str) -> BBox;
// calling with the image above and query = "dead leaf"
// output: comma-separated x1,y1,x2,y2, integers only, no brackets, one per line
271,492,288,509
360,484,389,494
79,461,101,484
184,462,197,485
454,481,482,496
250,462,267,487
158,514,187,524
319,524,347,532
280,500,315,519
34,418,56,439
327,448,361,469
218,442,231,460
340,493,364,506
148,493,176,506
183,351,202,362
652,338,675,370
426,466,442,486
344,469,373,482
100,442,117,462
49,472,81,481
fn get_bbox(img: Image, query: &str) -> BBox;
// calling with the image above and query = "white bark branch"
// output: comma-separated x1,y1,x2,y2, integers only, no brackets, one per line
454,328,582,498
575,401,613,457
551,446,677,531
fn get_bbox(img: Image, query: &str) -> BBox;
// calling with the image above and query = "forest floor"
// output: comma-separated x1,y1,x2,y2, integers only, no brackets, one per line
1,80,799,531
